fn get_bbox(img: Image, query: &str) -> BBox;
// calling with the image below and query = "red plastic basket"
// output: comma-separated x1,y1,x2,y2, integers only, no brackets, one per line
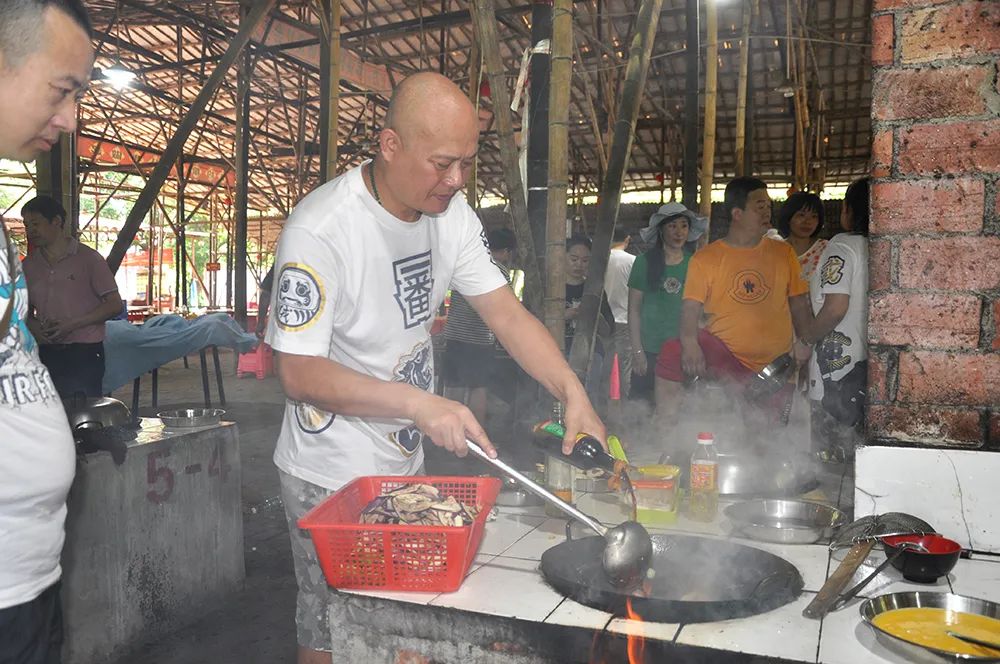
298,476,501,593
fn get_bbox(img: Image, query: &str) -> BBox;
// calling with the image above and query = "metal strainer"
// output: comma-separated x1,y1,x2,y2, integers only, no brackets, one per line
830,511,935,550
804,511,936,619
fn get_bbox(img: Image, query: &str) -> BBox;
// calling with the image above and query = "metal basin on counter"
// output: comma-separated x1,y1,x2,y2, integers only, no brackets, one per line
724,499,847,545
541,533,804,623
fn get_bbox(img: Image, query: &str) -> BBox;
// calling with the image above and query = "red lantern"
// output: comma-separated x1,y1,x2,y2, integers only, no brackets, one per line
654,173,665,184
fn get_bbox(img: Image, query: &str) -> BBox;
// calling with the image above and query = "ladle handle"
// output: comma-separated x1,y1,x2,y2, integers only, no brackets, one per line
465,439,607,537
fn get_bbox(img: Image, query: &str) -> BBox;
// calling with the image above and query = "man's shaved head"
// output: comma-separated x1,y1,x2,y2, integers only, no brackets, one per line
383,72,478,143
372,72,482,220
0,0,93,68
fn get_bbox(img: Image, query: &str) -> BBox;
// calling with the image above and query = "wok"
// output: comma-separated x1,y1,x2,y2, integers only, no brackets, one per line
541,533,804,623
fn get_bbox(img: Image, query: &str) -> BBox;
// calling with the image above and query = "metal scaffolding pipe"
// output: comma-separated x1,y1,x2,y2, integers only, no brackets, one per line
527,0,552,278
234,5,254,330
568,0,664,377
106,0,277,274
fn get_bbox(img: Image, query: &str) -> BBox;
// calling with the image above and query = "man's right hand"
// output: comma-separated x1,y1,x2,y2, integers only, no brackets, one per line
680,338,706,377
27,317,52,344
632,350,648,376
412,393,497,459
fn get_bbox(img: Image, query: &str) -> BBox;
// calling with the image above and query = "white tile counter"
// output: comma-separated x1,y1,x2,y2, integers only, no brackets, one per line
335,478,1000,664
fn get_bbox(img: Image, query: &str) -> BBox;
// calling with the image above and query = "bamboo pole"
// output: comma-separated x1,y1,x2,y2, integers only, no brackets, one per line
545,0,573,348
699,0,718,222
467,41,481,207
324,0,341,182
567,0,664,377
734,0,752,177
470,0,543,315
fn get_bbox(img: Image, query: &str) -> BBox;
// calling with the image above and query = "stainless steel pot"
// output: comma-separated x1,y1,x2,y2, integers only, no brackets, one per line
62,396,132,431
717,451,818,497
660,449,819,498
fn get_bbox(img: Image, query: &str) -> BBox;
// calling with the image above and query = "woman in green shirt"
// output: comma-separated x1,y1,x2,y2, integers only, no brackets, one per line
628,203,706,401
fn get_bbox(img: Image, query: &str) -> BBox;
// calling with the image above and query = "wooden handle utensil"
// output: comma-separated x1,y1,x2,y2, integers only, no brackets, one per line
803,541,875,619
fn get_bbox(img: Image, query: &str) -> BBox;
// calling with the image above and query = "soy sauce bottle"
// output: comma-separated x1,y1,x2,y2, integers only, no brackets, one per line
534,420,617,474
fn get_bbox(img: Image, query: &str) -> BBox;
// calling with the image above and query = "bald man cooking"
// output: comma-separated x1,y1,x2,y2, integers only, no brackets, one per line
267,72,605,663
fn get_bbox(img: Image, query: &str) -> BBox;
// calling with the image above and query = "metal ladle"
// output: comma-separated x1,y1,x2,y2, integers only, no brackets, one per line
466,439,653,587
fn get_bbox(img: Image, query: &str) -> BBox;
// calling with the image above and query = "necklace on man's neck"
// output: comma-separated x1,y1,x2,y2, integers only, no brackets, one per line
367,162,382,206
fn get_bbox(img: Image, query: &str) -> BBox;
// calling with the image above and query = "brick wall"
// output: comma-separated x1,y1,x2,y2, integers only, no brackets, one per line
868,0,1000,447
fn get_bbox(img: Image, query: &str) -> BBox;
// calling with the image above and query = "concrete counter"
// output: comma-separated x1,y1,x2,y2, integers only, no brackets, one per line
327,465,1000,663
62,418,244,664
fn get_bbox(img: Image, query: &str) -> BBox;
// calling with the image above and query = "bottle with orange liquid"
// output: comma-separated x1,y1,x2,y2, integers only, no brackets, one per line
688,432,719,522
543,402,576,516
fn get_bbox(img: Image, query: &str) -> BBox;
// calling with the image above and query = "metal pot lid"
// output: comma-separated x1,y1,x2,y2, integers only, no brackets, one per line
540,534,804,623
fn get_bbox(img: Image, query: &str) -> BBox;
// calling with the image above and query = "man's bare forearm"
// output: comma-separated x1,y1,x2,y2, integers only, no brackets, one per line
679,299,702,345
275,352,429,420
75,295,123,328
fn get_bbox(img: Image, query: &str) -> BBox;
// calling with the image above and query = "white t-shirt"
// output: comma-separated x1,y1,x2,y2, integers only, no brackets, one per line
604,248,635,325
808,233,869,401
266,164,508,490
0,227,76,610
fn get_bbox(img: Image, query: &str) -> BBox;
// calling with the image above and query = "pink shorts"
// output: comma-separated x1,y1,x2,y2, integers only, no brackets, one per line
655,330,793,418
655,329,752,383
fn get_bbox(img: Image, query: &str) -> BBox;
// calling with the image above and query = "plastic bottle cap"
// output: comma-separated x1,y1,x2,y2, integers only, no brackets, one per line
697,432,714,444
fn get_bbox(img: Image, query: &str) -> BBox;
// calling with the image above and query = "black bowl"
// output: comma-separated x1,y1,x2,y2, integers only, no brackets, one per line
882,534,961,583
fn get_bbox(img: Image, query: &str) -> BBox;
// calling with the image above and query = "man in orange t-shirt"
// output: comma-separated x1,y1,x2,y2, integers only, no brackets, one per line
655,177,813,429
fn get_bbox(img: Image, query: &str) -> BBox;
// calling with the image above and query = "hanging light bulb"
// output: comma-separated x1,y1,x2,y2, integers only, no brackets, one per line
102,62,135,90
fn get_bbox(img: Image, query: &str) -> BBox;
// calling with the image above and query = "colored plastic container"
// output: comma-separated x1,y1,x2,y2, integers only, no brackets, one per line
298,475,500,593
237,342,274,380
633,465,680,526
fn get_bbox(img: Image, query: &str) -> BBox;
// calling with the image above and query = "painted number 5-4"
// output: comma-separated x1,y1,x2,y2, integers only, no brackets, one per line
146,450,174,504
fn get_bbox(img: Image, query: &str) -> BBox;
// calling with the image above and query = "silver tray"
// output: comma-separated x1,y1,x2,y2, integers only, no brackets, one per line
724,499,847,545
860,592,1000,662
158,408,226,428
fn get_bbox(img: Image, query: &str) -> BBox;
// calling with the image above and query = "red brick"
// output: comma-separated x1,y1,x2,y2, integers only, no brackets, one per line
868,352,891,403
875,0,955,9
872,130,893,178
898,119,1000,175
899,237,1000,290
869,405,983,446
870,293,981,348
871,178,985,234
990,412,1000,446
869,239,892,291
897,351,1000,406
872,65,989,121
872,14,895,66
994,300,1000,350
900,2,1000,64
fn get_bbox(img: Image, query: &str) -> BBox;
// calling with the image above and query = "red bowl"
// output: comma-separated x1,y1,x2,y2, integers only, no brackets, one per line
882,534,962,583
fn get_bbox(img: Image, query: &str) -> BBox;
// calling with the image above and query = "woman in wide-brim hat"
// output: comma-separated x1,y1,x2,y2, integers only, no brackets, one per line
627,203,707,402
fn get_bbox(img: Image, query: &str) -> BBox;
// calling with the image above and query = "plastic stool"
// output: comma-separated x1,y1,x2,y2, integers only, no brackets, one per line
237,343,274,380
